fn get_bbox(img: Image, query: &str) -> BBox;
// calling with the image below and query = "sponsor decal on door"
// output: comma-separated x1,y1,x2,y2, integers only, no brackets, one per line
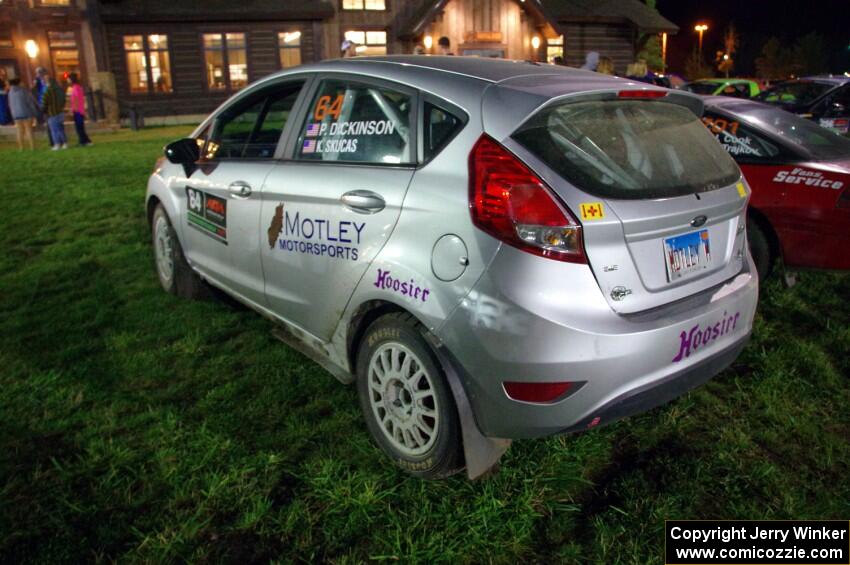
186,187,227,244
266,203,366,261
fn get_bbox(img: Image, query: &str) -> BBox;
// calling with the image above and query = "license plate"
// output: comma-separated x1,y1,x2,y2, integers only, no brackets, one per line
664,229,711,281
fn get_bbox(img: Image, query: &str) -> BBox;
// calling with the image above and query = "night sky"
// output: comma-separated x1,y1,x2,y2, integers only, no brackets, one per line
655,0,850,76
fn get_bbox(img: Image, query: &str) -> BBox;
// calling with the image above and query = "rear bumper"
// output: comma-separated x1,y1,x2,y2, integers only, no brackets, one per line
559,336,748,434
436,245,758,439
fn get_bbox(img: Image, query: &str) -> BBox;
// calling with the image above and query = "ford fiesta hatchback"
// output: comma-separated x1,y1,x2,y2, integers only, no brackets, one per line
146,56,758,479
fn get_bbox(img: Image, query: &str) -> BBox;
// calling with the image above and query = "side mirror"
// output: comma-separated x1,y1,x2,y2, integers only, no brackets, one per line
164,138,200,164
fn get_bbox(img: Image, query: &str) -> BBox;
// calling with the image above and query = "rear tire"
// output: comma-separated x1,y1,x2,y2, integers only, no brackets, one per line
747,217,773,282
356,312,464,479
152,204,206,299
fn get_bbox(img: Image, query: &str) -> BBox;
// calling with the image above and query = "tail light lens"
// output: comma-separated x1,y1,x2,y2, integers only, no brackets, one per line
503,381,576,403
469,135,586,263
617,89,667,99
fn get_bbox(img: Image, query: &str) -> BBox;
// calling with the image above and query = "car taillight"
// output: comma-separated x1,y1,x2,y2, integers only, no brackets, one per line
469,135,586,263
503,381,576,403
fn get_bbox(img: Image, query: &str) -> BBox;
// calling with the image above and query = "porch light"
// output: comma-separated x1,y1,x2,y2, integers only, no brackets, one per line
423,35,433,49
531,36,541,49
25,39,39,59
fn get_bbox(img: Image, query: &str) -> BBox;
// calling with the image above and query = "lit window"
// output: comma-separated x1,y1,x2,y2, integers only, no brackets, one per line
547,35,564,63
0,30,12,48
278,31,302,68
344,30,387,56
203,32,248,91
342,0,386,9
123,34,172,95
40,0,71,5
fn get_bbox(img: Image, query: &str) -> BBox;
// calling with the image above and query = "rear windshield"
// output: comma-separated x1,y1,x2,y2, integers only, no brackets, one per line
740,105,850,161
683,82,720,95
756,81,833,106
513,99,741,199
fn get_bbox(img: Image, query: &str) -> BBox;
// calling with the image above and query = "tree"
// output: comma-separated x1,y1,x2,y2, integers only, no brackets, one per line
755,37,799,79
685,48,715,79
793,32,827,76
635,0,664,71
716,24,739,77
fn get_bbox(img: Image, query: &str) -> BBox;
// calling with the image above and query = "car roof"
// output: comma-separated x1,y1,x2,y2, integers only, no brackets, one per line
310,55,604,84
702,95,769,112
800,75,850,85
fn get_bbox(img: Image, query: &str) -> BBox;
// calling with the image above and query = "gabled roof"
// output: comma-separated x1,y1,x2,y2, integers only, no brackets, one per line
399,0,678,39
97,0,334,23
539,0,679,34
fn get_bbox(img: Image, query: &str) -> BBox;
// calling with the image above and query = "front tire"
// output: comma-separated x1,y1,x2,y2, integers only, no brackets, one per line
356,313,464,479
152,204,206,299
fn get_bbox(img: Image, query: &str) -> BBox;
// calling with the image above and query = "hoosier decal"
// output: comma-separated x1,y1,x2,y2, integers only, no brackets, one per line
186,187,227,244
672,310,740,362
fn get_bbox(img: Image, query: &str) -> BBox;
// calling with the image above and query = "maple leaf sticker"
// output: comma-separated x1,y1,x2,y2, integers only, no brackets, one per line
267,203,284,249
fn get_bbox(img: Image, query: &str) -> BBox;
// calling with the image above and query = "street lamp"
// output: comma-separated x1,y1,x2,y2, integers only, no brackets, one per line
694,24,708,60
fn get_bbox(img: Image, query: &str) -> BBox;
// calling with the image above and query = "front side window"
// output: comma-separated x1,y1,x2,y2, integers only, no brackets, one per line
203,32,248,91
123,34,172,94
513,99,741,199
278,31,302,68
733,105,850,161
343,30,387,56
342,0,386,10
206,82,303,160
756,81,833,106
702,111,781,162
296,79,413,165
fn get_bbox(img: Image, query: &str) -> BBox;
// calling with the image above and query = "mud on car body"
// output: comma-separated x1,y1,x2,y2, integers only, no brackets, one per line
147,56,758,479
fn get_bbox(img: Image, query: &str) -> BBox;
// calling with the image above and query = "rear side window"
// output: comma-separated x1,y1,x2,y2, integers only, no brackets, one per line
295,79,413,165
207,82,303,160
702,112,781,162
513,100,741,199
423,102,464,161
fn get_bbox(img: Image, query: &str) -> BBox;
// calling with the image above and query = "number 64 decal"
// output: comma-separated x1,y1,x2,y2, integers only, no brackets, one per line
314,94,344,121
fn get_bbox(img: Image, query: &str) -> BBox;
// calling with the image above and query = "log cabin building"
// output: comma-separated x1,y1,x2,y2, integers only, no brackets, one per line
1,0,677,124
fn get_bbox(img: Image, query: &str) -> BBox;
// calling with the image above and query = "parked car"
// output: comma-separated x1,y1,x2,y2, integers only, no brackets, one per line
754,76,850,135
627,71,687,89
147,56,758,479
683,78,761,99
702,96,850,279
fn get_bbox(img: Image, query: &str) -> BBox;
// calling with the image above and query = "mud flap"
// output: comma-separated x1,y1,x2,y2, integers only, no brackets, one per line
425,334,511,480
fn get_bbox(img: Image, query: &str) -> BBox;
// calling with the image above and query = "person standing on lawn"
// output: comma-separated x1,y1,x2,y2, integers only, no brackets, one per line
0,79,11,126
7,78,39,151
40,68,67,150
68,73,91,146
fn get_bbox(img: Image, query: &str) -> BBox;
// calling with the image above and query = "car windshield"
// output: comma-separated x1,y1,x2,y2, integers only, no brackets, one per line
756,81,833,105
739,105,850,161
684,82,721,95
513,99,741,199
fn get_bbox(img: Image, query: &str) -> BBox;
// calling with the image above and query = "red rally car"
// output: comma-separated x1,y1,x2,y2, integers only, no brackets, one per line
702,96,850,279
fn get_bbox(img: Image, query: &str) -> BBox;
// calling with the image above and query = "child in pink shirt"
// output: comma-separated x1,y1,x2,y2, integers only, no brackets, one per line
69,73,92,146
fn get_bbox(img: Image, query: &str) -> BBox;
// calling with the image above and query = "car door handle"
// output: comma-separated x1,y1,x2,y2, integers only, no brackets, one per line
228,181,252,199
340,190,385,214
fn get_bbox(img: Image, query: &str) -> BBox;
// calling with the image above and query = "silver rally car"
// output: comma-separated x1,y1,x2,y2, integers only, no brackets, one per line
147,56,758,479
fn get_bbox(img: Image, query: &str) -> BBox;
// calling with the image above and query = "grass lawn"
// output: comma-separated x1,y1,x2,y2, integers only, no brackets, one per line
1,127,849,564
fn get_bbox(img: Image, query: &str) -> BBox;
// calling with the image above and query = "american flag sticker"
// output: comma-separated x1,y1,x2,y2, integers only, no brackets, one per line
305,123,321,137
302,139,317,154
